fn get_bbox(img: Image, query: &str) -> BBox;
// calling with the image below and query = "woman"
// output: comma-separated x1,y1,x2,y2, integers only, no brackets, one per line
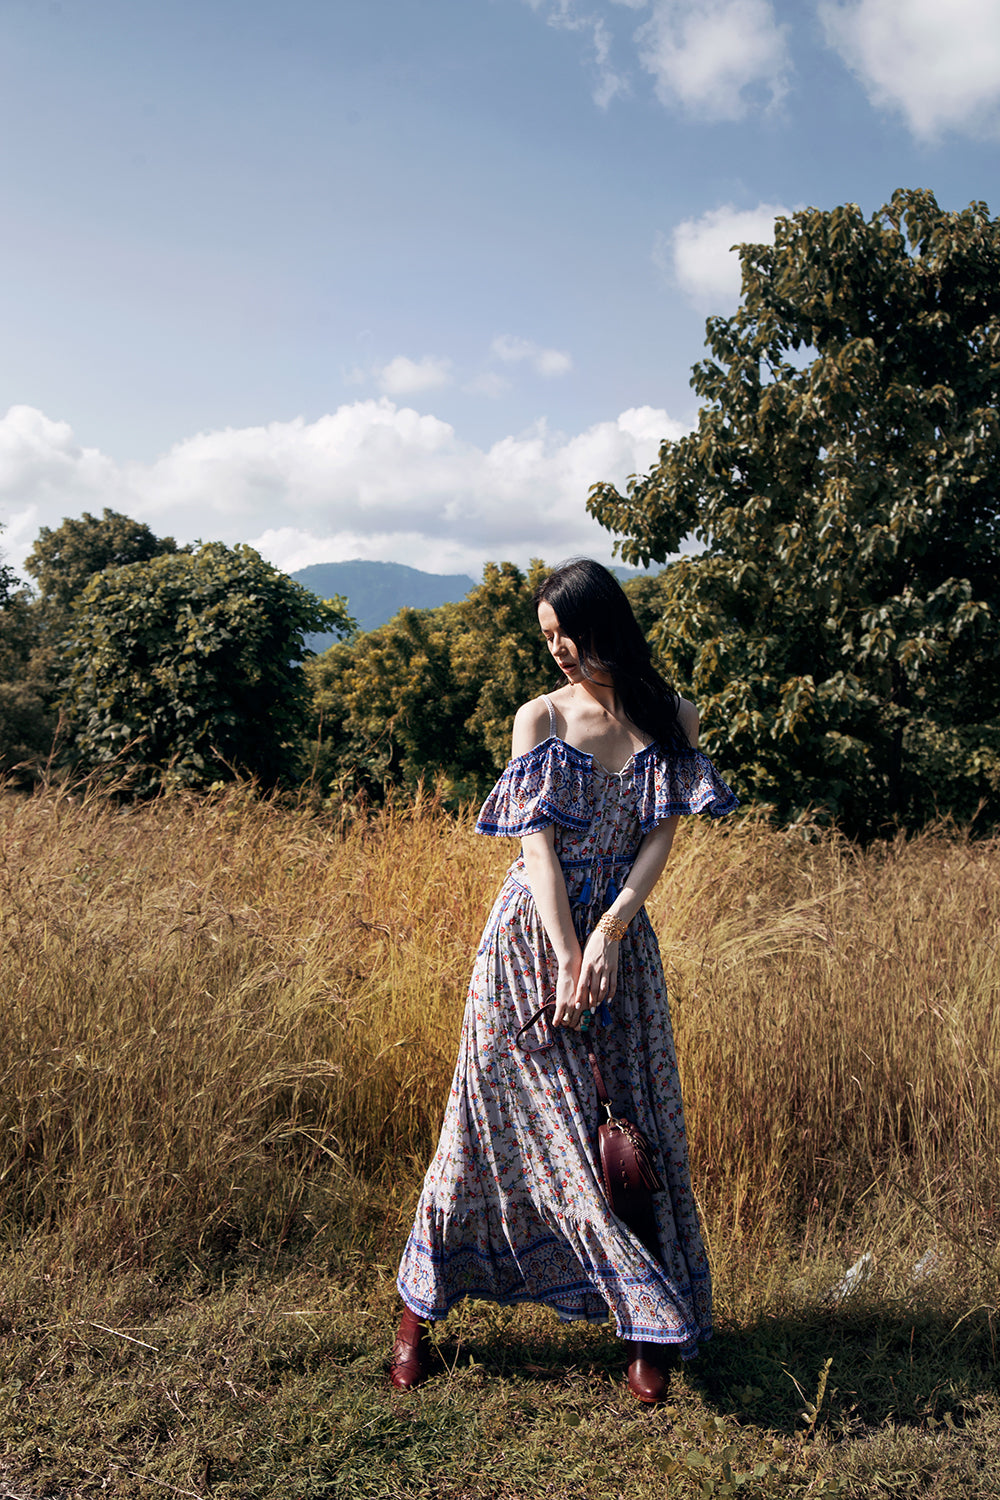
391,559,737,1403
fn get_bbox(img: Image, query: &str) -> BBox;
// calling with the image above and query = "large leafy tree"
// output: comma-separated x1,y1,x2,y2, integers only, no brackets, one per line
62,543,353,790
590,189,1000,836
0,588,56,776
0,531,17,609
2,512,186,781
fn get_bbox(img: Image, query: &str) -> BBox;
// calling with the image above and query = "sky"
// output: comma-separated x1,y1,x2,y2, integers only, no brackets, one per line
2,0,1000,584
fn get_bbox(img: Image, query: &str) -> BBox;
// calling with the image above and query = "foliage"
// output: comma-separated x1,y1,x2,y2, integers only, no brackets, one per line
590,189,1000,837
305,559,554,803
0,538,17,609
24,506,183,613
60,542,353,790
0,591,59,776
0,527,59,776
2,511,187,780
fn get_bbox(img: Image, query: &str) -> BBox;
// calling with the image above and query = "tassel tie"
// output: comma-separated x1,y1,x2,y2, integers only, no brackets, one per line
573,869,620,913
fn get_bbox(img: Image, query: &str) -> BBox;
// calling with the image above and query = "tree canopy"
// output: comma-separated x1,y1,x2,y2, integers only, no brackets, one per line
2,512,188,782
25,508,182,611
0,533,16,610
590,189,1000,837
62,542,353,791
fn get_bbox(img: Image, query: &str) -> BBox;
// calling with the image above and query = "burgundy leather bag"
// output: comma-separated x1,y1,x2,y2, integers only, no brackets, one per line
588,1048,664,1204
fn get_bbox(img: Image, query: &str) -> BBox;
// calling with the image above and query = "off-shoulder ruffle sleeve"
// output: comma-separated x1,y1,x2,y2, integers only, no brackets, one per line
476,739,593,838
634,747,739,833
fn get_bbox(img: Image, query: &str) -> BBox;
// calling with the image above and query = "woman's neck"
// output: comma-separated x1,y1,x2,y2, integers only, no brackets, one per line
572,678,621,720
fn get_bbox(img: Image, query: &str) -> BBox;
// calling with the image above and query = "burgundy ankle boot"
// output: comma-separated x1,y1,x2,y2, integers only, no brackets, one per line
388,1306,432,1391
625,1342,671,1404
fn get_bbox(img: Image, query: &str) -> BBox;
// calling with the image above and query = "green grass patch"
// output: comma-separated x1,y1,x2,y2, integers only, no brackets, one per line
1,1220,997,1499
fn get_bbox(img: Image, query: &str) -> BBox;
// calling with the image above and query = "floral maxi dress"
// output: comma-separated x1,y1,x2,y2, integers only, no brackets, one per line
397,708,738,1357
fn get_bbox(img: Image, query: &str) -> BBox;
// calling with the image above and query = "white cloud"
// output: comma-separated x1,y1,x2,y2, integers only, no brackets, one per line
491,335,574,377
522,1,630,107
377,355,452,395
820,0,1000,140
668,201,790,307
464,372,512,399
536,350,574,377
0,407,128,569
636,0,790,119
0,400,689,583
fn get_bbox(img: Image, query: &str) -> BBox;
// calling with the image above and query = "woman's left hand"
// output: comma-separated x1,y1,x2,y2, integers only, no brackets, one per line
574,927,619,1020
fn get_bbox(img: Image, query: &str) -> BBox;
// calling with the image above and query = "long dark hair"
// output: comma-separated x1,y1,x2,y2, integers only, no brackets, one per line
534,558,688,753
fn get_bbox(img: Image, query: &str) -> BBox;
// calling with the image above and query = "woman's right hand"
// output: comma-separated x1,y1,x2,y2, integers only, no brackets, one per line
551,962,585,1031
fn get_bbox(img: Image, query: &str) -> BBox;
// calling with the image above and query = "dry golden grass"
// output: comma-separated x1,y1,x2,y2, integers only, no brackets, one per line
2,782,999,1498
1,780,998,1276
656,816,1000,1250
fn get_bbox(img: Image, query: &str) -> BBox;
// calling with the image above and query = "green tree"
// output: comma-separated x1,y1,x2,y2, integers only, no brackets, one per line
0,529,58,778
0,539,16,609
0,589,58,775
25,508,182,614
305,561,554,804
589,189,1000,837
62,543,353,791
3,510,186,777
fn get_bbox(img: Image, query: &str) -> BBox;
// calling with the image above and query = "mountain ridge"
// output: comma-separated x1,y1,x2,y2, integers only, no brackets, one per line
292,559,477,651
292,557,652,652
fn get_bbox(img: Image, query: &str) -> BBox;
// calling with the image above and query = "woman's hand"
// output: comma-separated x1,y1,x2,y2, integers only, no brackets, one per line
574,928,620,1020
551,963,583,1031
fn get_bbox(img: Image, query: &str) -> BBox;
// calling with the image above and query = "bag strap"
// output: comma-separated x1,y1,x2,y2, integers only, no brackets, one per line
514,998,615,1118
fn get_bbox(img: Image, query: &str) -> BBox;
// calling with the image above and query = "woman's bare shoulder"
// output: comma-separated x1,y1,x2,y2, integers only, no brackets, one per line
676,696,700,749
511,696,554,758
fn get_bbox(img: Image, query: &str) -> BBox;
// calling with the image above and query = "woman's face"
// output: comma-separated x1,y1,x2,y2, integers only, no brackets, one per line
538,600,582,682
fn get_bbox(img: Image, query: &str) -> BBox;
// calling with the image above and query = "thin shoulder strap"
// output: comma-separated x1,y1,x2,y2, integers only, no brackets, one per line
541,694,557,740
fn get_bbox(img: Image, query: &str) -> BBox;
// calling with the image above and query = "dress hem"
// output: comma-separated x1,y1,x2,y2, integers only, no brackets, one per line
398,1276,712,1355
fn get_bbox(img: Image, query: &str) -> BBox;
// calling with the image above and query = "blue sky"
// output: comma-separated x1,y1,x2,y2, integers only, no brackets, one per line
2,0,999,580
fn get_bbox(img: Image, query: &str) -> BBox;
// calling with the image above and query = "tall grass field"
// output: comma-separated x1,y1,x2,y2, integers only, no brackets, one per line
1,782,998,1498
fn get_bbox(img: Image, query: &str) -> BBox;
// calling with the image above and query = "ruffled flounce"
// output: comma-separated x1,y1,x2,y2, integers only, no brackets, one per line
475,739,594,837
633,747,739,833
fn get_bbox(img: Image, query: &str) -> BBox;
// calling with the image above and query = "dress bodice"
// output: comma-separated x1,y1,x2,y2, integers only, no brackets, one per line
475,731,738,916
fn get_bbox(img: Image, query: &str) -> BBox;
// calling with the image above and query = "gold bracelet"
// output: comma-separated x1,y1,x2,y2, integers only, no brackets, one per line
597,911,628,943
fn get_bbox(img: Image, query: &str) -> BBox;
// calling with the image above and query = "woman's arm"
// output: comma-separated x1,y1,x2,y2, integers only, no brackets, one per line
511,697,551,759
521,804,681,1029
677,696,699,749
510,698,584,1028
574,817,678,1014
519,826,582,1028
513,695,700,1027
